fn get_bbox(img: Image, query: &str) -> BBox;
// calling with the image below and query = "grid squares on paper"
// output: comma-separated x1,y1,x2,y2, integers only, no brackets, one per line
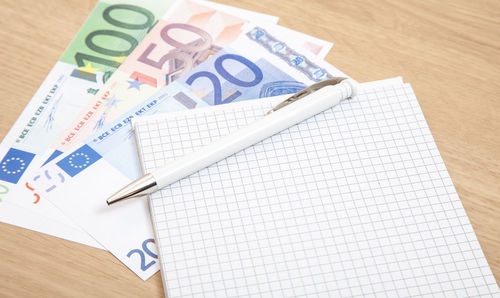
134,83,499,297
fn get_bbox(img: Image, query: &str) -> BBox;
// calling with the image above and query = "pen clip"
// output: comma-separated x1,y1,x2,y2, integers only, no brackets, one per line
266,77,347,115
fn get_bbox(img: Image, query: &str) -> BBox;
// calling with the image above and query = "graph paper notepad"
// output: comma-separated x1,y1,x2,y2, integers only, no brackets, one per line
133,81,499,297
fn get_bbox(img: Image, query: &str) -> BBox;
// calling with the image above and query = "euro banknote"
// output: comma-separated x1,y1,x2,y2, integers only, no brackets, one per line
24,23,348,280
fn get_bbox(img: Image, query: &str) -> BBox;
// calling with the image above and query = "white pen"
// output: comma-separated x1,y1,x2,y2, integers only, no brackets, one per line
106,77,357,205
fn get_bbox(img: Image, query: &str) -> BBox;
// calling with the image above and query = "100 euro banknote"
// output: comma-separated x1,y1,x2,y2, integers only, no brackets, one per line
0,0,176,247
24,24,348,280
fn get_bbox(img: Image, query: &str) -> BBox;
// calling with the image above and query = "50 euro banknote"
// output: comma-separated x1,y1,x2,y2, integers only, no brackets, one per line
23,24,348,280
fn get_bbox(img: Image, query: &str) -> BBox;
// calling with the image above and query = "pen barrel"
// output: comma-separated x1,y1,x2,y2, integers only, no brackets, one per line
152,80,355,189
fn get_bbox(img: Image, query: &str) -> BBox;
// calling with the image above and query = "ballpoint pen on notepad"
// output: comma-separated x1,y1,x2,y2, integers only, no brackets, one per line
106,77,358,205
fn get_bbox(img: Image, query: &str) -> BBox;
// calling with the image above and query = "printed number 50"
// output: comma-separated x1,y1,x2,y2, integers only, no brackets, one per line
127,238,158,271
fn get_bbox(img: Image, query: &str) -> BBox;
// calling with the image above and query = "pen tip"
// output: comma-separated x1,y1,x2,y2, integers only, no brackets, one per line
105,173,157,206
106,193,125,206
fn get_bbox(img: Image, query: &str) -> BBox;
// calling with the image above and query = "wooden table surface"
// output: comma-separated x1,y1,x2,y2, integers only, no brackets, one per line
0,0,498,296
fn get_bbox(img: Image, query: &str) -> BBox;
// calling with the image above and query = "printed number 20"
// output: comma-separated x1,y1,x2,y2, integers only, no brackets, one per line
127,238,158,271
185,53,263,105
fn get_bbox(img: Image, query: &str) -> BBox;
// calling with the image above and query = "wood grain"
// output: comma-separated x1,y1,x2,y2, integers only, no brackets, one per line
0,0,498,296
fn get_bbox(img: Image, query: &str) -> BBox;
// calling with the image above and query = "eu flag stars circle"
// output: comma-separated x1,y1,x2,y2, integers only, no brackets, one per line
1,157,26,175
56,145,102,177
0,148,36,184
68,153,91,169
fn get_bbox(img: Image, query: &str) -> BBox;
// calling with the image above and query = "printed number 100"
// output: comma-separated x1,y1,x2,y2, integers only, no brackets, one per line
74,5,155,70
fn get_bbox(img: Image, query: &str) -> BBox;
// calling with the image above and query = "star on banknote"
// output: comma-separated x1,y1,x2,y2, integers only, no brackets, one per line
77,63,100,74
126,79,144,91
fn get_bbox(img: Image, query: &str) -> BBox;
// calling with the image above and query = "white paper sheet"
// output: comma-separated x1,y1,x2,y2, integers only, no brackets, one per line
134,80,499,297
